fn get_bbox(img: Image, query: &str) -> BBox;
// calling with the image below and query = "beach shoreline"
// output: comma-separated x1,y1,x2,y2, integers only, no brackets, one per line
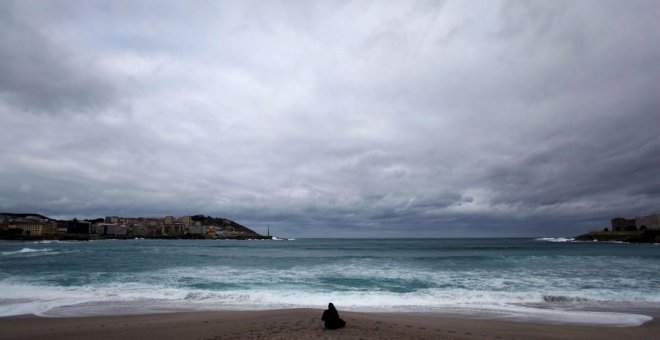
1,309,658,340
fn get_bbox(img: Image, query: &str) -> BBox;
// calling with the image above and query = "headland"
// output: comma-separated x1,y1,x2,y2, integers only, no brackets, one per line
574,213,660,243
0,212,271,241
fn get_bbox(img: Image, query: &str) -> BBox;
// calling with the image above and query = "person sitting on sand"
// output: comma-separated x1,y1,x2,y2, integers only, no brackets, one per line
321,302,346,329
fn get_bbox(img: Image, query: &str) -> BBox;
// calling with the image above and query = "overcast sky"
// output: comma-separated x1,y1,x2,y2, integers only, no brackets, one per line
1,0,659,237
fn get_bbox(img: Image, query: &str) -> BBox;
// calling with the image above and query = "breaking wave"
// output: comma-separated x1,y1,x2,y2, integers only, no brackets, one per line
0,281,654,326
534,237,575,243
1,248,55,256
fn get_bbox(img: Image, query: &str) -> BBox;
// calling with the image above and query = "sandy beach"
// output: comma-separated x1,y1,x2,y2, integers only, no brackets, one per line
0,309,657,340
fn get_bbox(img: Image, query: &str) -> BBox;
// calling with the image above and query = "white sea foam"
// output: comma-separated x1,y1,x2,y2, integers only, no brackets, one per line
33,240,75,244
1,248,55,256
439,305,652,326
534,237,575,242
0,278,656,326
6,259,657,310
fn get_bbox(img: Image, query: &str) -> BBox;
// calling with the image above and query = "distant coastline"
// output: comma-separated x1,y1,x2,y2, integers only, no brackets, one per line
574,213,660,243
0,234,272,241
0,212,272,241
574,230,660,243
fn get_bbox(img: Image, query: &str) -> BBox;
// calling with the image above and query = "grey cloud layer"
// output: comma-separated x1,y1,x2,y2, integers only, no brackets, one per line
1,0,659,237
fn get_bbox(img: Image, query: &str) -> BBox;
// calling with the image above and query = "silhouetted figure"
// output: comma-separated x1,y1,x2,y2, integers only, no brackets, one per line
321,302,346,329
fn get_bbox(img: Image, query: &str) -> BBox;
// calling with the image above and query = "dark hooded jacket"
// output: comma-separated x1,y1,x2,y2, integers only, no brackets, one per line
321,303,346,329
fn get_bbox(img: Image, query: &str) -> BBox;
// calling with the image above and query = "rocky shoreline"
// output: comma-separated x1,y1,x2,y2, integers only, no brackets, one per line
574,230,660,243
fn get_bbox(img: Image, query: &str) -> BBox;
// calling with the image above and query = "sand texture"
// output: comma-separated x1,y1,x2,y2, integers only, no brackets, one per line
0,309,657,340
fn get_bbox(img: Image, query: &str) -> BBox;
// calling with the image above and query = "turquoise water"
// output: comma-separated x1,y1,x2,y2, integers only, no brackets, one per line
1,238,659,325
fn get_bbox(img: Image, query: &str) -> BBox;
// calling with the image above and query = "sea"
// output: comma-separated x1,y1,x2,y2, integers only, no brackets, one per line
1,238,659,326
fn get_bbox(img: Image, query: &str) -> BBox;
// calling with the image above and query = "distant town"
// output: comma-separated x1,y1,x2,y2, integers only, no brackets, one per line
0,213,270,240
575,213,660,243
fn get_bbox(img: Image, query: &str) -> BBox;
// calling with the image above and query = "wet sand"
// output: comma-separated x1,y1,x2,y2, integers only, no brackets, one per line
0,309,657,340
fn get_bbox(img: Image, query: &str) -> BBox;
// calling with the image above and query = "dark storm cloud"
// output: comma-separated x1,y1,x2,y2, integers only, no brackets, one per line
475,0,660,218
1,0,659,237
